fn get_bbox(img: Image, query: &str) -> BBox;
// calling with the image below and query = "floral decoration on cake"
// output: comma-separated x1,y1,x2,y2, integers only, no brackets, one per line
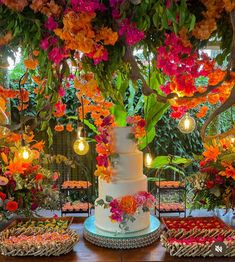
96,191,155,232
94,115,146,182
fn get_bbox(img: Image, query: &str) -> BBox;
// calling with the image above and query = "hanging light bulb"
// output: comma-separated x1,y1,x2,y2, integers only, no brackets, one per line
18,145,33,162
0,105,10,137
178,112,196,134
145,152,153,168
73,127,89,155
230,136,235,144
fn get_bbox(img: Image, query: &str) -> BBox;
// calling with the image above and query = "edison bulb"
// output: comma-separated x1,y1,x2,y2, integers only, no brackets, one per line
145,153,153,168
73,137,89,155
178,113,196,134
231,137,235,143
18,146,33,162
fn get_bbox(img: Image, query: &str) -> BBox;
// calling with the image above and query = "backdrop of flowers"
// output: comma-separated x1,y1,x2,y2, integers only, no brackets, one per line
0,0,234,211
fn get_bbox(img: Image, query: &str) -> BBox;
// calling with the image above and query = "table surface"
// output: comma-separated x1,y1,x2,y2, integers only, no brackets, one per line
0,217,234,262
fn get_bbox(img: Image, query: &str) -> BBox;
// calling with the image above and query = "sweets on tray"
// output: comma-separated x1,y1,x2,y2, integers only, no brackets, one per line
161,229,235,257
162,216,231,231
62,202,91,212
156,203,185,212
155,181,185,188
61,180,92,189
15,218,71,229
0,227,79,256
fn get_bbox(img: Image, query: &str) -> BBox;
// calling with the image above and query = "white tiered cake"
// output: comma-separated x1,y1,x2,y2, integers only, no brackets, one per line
95,126,150,233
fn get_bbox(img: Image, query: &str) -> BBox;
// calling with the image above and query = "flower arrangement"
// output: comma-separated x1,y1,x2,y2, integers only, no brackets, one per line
0,131,60,221
94,115,146,182
188,137,235,211
96,191,155,231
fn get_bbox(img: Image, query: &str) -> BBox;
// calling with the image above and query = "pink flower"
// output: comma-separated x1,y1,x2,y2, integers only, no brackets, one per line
52,171,59,181
40,37,50,50
58,87,66,97
109,199,123,222
44,16,58,31
71,0,106,13
48,47,68,65
49,37,58,46
95,133,109,144
119,19,145,46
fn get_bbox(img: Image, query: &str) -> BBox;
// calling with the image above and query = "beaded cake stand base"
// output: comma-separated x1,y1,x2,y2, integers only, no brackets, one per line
83,215,161,249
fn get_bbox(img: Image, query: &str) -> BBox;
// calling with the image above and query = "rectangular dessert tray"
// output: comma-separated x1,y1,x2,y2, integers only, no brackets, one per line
2,216,73,231
161,216,232,231
161,228,235,257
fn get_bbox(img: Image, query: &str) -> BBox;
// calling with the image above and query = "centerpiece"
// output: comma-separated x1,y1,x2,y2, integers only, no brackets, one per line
84,115,161,249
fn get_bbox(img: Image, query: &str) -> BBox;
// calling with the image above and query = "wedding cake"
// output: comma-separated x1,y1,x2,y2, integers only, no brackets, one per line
95,126,150,233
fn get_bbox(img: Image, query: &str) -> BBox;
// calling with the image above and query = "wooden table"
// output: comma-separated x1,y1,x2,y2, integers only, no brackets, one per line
0,217,234,262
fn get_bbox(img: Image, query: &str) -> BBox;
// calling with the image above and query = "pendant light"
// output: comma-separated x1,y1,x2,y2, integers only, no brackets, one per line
178,112,196,134
73,96,89,155
144,152,153,168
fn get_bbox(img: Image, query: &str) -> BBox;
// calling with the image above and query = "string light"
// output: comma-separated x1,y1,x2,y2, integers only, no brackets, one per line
144,152,153,168
73,127,90,155
230,136,235,143
178,112,196,134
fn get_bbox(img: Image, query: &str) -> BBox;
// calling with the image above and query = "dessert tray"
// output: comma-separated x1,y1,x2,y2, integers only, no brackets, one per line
0,227,79,256
62,202,92,212
61,180,92,189
160,216,235,257
4,216,73,230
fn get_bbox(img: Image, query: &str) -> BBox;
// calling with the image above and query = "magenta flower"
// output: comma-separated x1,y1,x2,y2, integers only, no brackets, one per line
40,37,50,51
44,16,58,31
119,19,145,46
95,133,109,144
96,155,109,167
49,37,58,46
58,87,66,97
101,115,114,127
71,0,106,13
48,47,67,64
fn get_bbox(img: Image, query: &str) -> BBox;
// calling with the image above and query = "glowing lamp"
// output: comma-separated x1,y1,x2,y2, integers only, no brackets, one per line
18,146,33,162
145,153,153,168
73,137,89,155
178,112,196,134
231,136,235,144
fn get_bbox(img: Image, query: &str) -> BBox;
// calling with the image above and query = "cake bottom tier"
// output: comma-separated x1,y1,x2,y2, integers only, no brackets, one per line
95,204,150,233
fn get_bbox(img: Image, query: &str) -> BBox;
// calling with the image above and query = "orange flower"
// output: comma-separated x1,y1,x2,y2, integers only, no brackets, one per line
24,59,38,70
66,123,73,132
96,27,118,46
32,75,41,85
0,31,12,46
2,0,28,11
6,132,21,143
208,94,220,104
24,131,34,142
94,166,112,183
196,106,208,118
120,195,137,215
1,152,8,164
220,162,235,180
54,124,64,132
32,50,39,57
202,144,220,162
31,140,45,151
7,161,27,174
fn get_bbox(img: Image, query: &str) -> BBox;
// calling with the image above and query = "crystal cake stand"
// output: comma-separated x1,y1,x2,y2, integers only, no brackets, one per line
83,215,161,249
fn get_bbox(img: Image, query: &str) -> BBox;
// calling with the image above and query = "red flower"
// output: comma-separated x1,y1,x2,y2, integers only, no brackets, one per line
137,119,146,128
35,173,43,182
206,180,214,189
0,191,6,201
6,200,18,212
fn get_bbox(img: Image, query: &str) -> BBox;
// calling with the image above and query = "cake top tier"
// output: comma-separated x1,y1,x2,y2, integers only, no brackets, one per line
112,126,137,153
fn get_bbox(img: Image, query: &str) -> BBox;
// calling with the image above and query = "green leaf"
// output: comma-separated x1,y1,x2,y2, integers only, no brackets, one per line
105,195,113,202
96,199,105,206
189,15,196,31
47,126,53,147
110,104,127,126
139,127,156,150
84,119,98,134
220,153,235,162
